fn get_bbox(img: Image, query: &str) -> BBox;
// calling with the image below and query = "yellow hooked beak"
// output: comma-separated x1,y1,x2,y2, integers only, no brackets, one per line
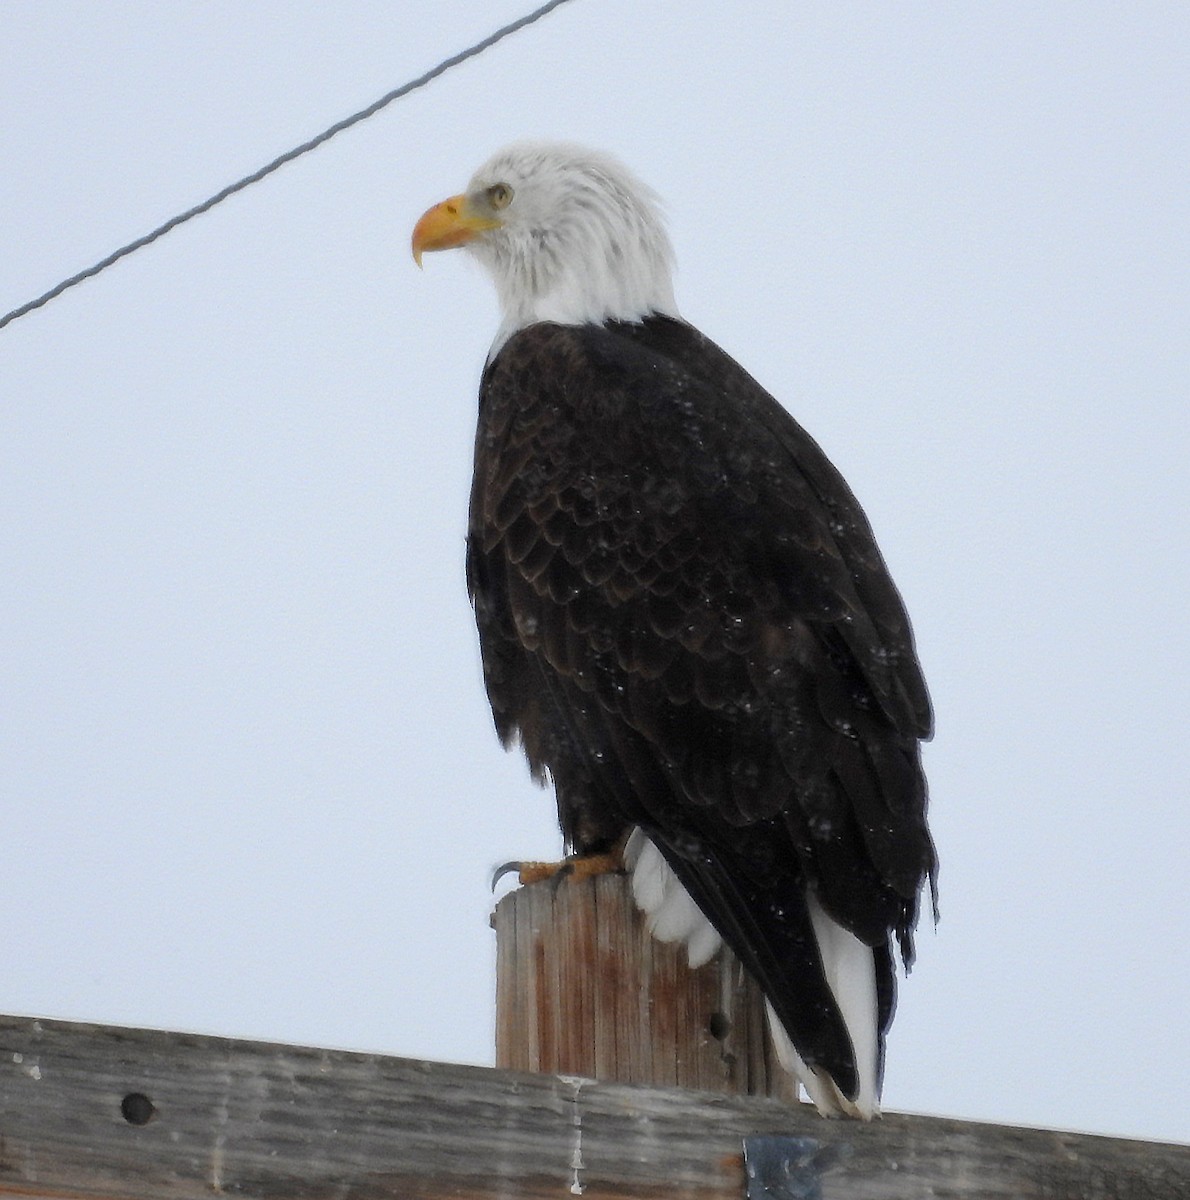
411,193,501,267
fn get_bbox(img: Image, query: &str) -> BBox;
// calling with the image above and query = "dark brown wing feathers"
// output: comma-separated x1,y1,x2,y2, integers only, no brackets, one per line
467,316,935,1096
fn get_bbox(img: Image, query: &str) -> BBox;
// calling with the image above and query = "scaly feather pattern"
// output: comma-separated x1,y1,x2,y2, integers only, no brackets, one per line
467,314,936,1110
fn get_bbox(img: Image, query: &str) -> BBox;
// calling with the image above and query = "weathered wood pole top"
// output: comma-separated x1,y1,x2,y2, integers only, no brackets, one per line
0,1013,1187,1199
494,871,796,1100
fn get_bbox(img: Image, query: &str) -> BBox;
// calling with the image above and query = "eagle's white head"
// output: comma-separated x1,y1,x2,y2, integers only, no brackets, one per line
412,141,679,350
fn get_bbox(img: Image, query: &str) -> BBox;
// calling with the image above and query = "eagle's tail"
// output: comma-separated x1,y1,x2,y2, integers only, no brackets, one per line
763,888,881,1120
625,827,882,1119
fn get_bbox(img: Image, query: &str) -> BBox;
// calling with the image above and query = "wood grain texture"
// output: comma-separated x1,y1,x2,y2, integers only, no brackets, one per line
494,873,796,1102
1,1015,1184,1199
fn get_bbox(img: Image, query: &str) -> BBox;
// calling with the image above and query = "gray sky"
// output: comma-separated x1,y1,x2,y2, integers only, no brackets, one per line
2,2,1187,1145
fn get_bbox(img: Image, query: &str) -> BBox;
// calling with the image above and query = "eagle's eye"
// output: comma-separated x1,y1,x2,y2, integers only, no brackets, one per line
487,183,513,210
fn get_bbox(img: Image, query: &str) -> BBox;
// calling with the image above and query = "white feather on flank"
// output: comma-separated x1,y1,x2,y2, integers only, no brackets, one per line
624,829,721,968
624,827,881,1119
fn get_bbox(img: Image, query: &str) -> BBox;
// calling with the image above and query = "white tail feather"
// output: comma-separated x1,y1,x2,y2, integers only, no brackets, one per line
763,894,881,1120
804,889,880,1119
765,1000,847,1116
625,827,881,1118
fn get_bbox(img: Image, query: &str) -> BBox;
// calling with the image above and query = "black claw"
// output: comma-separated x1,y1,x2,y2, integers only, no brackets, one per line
549,860,575,895
491,860,523,892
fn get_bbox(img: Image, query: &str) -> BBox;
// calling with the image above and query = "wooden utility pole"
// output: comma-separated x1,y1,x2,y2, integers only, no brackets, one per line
494,871,796,1100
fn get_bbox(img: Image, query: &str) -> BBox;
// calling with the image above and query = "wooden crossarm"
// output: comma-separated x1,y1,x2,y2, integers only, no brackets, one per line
0,1013,1186,1199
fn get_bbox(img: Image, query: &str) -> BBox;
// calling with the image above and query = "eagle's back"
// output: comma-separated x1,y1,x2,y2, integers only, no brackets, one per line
467,315,935,1103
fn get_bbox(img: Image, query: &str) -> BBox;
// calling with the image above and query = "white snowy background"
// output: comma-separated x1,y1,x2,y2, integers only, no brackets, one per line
2,2,1187,1145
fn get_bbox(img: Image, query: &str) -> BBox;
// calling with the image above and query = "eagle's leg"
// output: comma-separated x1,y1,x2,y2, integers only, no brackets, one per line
492,832,630,890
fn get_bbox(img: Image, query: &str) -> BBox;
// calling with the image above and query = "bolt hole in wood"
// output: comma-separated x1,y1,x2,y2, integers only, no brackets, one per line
120,1092,156,1126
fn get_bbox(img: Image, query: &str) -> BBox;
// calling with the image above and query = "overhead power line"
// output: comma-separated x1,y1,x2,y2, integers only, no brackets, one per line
0,0,577,333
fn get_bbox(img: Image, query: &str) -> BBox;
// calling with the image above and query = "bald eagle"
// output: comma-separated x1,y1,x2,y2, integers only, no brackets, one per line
412,142,936,1119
